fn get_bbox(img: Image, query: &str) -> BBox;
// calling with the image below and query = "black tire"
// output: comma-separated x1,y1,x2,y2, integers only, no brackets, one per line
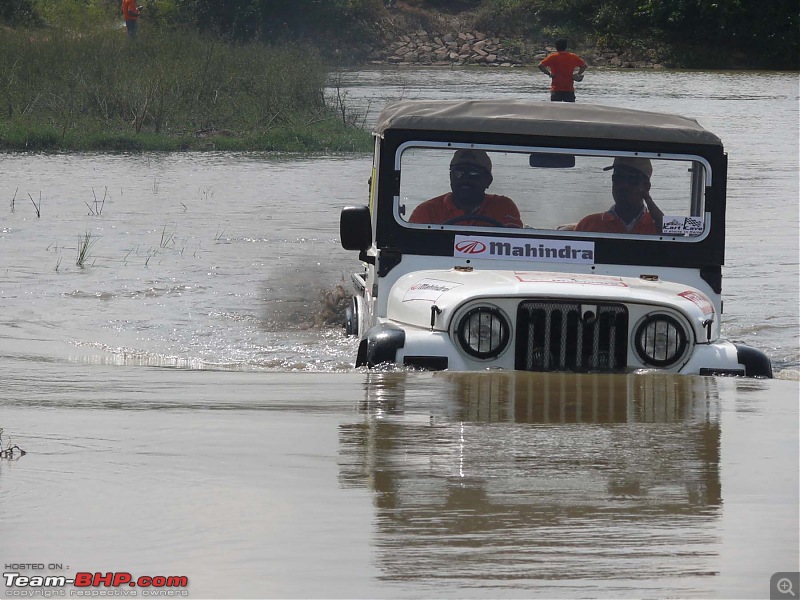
344,297,359,336
734,344,773,378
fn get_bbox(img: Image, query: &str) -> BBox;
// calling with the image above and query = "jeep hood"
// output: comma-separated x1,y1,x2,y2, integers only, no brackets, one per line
386,269,716,337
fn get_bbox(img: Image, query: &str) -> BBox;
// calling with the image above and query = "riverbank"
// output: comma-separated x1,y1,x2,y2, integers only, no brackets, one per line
0,120,372,153
0,28,373,153
331,2,766,70
0,7,785,154
336,6,666,70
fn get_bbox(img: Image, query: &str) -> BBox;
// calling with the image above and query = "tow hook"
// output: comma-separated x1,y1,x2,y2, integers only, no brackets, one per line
702,318,714,341
430,305,442,330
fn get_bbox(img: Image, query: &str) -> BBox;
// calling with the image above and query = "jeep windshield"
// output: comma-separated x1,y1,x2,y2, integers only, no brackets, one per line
395,144,709,240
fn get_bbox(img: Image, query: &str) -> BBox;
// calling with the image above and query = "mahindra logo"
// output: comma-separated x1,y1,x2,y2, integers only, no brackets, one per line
455,240,486,254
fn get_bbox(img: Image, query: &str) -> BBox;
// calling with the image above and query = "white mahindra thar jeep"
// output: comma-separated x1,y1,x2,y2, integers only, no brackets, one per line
340,100,772,377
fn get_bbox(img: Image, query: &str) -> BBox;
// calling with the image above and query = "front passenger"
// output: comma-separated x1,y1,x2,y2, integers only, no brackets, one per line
575,157,663,234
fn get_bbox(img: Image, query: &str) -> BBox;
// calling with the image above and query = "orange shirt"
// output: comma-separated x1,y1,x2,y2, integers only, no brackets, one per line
121,0,139,20
409,192,522,228
539,51,586,92
575,209,658,234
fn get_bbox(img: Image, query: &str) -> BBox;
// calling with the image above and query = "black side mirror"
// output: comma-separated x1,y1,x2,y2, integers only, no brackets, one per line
340,205,372,251
529,153,576,168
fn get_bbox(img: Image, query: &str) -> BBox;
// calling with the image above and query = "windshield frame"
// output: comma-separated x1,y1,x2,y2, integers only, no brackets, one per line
393,141,713,243
373,125,728,277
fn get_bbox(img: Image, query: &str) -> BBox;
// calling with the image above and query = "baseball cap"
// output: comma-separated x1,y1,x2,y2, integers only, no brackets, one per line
451,149,492,174
603,156,652,179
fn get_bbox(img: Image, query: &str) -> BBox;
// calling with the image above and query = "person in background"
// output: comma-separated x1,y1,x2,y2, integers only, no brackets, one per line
409,149,522,228
121,0,142,38
538,38,587,102
574,157,663,234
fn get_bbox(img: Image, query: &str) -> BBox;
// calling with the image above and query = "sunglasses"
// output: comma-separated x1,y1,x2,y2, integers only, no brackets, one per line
611,169,646,184
450,165,487,178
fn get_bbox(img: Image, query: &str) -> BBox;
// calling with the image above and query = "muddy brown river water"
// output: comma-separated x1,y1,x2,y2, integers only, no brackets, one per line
1,68,798,598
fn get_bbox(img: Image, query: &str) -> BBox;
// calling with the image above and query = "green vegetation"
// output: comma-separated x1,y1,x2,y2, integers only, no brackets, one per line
0,0,796,151
0,2,373,152
76,231,96,268
171,0,384,44
156,0,797,69
471,0,798,69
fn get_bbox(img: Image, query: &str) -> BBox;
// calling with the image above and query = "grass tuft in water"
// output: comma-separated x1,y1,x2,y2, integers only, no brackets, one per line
85,187,107,216
0,428,27,459
159,225,175,248
76,231,96,268
29,192,41,217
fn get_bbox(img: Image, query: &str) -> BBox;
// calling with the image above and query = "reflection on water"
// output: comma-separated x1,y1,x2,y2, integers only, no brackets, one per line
0,369,795,598
341,372,722,592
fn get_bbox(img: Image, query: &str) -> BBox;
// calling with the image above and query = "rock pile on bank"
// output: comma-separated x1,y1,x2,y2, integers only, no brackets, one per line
365,26,666,69
588,47,665,69
372,29,521,67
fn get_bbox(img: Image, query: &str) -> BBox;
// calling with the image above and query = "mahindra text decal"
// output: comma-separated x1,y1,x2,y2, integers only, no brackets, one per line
454,235,595,264
678,290,715,318
403,278,463,302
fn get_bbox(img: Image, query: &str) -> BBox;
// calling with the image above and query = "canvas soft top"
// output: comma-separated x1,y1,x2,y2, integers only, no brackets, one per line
373,99,722,146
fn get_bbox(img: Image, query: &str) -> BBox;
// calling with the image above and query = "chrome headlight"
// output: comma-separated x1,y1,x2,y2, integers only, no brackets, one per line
634,314,689,367
456,306,510,359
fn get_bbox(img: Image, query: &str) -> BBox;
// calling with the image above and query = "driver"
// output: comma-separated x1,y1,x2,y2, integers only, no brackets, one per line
408,149,522,227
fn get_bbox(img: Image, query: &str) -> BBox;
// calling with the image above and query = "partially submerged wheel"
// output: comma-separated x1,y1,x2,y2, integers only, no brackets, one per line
344,296,359,336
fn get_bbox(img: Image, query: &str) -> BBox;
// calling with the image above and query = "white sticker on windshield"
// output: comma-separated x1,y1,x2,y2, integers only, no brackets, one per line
662,216,705,236
455,235,595,264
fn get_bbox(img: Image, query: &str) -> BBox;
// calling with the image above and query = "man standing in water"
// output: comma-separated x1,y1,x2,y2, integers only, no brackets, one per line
121,0,142,38
538,39,587,102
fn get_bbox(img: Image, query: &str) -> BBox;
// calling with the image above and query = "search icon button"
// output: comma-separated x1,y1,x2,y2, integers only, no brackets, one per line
778,578,796,596
773,573,800,599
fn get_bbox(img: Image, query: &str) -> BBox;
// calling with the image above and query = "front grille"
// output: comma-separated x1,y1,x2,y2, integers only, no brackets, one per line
515,301,629,372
